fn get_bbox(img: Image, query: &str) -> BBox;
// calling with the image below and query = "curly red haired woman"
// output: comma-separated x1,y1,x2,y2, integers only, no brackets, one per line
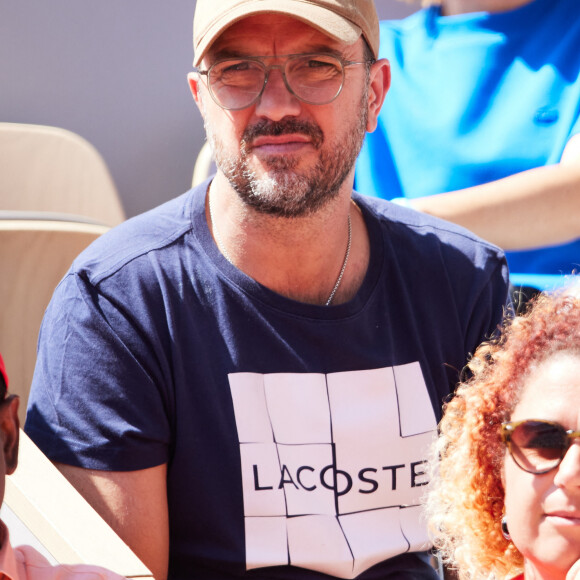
427,290,580,580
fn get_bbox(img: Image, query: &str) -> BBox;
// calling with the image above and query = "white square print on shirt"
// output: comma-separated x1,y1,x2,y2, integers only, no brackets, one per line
228,363,437,579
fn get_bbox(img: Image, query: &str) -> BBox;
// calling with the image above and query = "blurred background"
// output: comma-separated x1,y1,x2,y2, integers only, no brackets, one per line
1,1,418,217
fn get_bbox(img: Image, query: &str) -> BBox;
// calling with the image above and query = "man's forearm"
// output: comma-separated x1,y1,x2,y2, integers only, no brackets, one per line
55,462,170,580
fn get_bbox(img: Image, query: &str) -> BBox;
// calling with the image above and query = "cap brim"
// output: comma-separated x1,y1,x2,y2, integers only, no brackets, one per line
194,0,362,66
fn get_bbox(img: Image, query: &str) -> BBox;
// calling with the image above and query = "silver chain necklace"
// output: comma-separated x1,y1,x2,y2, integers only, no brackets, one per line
324,211,351,306
208,192,352,306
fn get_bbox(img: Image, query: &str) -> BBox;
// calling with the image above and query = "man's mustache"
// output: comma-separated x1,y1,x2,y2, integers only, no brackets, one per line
242,119,324,150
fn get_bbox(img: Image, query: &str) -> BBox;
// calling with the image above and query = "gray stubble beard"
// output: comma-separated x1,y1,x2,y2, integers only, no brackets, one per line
203,85,369,219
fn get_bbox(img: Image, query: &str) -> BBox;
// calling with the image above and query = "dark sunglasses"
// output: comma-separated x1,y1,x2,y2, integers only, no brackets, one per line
501,419,580,474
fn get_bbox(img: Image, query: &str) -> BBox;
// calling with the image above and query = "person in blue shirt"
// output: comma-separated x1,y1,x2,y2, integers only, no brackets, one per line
355,0,580,293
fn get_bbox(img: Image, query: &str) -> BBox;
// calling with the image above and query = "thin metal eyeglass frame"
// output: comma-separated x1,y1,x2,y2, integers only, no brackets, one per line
501,419,580,474
193,53,375,111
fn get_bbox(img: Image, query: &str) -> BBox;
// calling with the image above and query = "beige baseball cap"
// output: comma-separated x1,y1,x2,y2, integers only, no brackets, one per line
193,0,379,66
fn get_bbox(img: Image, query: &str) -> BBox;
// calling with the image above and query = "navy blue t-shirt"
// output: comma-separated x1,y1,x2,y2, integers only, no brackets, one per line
26,182,508,579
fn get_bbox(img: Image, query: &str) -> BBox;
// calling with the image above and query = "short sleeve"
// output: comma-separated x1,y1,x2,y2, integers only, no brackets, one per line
25,270,173,471
463,252,511,361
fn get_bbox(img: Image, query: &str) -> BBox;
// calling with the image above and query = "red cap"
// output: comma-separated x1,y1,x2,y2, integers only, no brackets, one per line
0,353,8,390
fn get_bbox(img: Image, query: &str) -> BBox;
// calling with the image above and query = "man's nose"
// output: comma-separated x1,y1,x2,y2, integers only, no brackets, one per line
254,67,302,121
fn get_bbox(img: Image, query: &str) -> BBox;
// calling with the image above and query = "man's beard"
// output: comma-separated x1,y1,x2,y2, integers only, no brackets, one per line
204,91,369,218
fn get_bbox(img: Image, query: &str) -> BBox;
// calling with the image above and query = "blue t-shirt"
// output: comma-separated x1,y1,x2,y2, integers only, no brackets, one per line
355,0,580,276
26,183,508,579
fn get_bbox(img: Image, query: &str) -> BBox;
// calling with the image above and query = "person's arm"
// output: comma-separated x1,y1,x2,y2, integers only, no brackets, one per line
410,132,580,250
55,463,170,580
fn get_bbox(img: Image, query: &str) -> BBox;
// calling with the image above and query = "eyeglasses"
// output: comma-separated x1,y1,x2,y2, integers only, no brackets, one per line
501,419,580,474
193,53,374,111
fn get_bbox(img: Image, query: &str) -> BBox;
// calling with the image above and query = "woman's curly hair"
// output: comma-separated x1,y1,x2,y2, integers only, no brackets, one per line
425,289,580,579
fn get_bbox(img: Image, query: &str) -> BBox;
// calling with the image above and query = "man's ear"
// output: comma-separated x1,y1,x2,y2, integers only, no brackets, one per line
187,72,203,110
0,396,19,475
366,58,390,133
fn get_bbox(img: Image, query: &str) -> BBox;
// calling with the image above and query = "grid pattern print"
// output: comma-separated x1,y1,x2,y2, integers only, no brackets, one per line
229,363,437,578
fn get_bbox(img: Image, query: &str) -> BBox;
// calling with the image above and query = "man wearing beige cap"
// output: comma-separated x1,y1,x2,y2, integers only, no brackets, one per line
26,0,509,578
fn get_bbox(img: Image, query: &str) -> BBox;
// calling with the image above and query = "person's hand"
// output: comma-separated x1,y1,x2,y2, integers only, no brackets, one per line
566,559,580,580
